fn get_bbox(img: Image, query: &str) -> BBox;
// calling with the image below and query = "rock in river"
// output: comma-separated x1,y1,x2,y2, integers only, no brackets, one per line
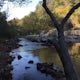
18,55,22,60
37,63,65,78
28,60,34,64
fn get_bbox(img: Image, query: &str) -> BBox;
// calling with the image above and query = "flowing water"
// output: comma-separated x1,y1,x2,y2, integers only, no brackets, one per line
10,38,80,80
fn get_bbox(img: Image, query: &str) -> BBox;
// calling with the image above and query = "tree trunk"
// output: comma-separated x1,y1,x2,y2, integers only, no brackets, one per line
57,27,78,80
42,0,80,79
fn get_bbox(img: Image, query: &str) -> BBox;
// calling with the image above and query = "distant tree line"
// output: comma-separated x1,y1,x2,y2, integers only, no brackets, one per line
8,0,80,35
0,0,80,38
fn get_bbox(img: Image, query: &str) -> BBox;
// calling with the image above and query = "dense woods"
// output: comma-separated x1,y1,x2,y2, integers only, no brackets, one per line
0,0,79,38
0,12,19,38
0,0,80,38
9,1,79,35
0,12,10,38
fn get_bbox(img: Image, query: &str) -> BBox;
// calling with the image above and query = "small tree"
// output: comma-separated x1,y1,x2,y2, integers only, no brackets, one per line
42,0,80,80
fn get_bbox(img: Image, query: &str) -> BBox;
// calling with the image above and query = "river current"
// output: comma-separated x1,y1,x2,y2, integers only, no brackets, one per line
10,38,80,80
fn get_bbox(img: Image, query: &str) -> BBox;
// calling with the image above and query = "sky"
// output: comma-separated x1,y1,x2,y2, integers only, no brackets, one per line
1,0,42,21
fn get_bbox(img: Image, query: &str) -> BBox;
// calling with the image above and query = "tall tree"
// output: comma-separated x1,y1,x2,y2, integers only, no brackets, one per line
42,0,80,80
0,12,9,38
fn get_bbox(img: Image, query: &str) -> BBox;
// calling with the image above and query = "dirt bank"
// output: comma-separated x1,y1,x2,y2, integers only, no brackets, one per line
0,38,19,80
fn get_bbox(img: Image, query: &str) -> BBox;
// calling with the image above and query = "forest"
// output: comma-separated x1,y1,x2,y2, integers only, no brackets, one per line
0,0,80,38
0,0,80,80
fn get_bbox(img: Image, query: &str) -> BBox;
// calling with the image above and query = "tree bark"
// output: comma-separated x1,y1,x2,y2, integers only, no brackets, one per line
42,0,80,80
57,27,78,80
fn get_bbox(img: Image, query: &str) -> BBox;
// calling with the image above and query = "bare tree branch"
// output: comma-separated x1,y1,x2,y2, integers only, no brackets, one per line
42,0,60,30
61,2,80,27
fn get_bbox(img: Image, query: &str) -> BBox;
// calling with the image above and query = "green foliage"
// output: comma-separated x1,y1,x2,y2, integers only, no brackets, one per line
0,12,11,38
0,12,19,38
48,0,80,29
4,0,80,37
8,19,19,37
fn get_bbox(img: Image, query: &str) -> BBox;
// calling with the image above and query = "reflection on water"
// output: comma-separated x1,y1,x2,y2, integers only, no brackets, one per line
10,38,54,80
69,43,80,55
10,38,80,80
69,43,80,78
33,48,62,66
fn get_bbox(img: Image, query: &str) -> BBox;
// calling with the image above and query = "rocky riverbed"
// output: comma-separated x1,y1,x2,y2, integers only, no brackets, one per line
2,37,79,80
0,38,19,80
26,34,80,47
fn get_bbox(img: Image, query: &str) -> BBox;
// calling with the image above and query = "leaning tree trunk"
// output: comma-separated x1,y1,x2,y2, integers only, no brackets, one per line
42,0,80,80
57,26,78,80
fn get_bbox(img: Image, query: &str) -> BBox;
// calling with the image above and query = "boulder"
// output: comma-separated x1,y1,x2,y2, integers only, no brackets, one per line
18,55,22,60
28,60,34,64
37,63,65,78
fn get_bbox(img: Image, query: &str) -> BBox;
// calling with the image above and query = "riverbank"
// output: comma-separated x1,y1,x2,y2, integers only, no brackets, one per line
5,37,80,80
26,34,80,46
26,29,80,44
0,38,20,80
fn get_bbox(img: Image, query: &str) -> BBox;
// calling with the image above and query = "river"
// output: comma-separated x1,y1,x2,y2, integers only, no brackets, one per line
10,38,80,80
